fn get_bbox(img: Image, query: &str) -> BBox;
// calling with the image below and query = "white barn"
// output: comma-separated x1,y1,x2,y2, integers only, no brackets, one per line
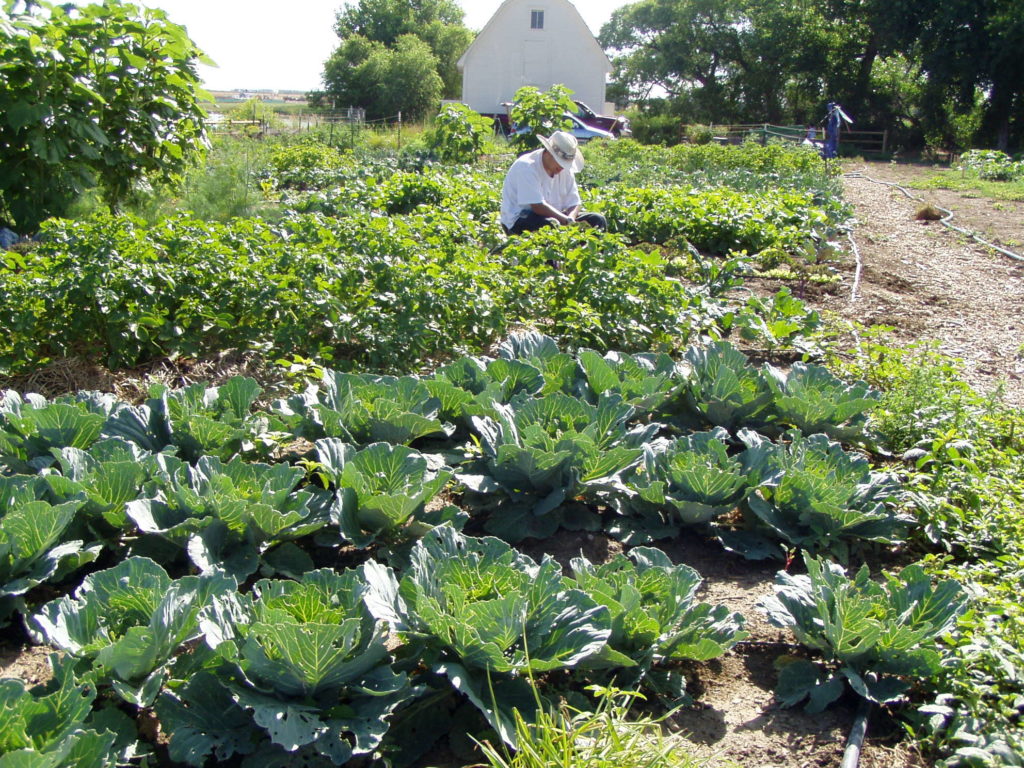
457,0,613,117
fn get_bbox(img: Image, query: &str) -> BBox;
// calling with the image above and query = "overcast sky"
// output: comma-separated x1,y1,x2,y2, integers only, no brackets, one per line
112,0,632,92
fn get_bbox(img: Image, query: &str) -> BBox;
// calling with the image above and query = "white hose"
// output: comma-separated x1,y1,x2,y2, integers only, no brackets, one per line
843,169,1024,263
846,230,863,303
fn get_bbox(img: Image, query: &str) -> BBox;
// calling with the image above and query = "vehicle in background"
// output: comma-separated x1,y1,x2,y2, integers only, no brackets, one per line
510,112,615,142
489,101,630,139
573,101,631,137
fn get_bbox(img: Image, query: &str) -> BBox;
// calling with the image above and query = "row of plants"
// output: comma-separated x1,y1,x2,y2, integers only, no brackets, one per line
0,204,825,377
830,335,1024,765
0,333,975,766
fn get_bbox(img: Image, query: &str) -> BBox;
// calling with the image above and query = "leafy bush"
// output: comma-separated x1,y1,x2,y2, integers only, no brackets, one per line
759,553,967,712
466,393,657,541
0,390,113,473
679,342,776,432
428,103,496,163
0,476,98,626
570,547,748,697
266,138,347,189
126,455,329,580
0,655,126,767
509,85,576,147
764,361,880,442
274,370,447,447
0,2,208,231
314,439,464,550
957,149,1023,181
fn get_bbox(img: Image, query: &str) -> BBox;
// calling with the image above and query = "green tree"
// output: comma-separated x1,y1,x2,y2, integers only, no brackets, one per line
0,0,210,231
321,33,442,121
509,85,576,149
428,103,494,163
327,0,471,103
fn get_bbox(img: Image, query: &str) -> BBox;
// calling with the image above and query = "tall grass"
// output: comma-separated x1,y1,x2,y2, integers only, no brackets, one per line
476,687,727,768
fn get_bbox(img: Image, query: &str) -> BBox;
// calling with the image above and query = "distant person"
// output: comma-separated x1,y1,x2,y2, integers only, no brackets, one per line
805,124,816,142
499,131,607,236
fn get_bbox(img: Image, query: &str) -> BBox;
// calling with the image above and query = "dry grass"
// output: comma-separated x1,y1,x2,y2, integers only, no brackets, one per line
0,349,286,404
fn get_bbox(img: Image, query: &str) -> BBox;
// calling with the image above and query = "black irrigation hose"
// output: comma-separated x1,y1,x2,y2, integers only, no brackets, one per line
841,699,872,768
843,169,1024,264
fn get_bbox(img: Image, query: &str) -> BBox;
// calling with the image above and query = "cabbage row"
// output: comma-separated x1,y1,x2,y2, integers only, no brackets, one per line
0,334,969,765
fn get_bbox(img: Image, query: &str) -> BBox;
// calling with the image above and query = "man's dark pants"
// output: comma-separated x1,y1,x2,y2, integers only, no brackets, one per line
504,210,608,236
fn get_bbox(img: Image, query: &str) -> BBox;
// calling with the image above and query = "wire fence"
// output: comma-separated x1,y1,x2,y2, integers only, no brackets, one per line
709,123,890,155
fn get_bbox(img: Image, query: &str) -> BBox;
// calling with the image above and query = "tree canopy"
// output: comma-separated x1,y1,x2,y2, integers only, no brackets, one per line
601,0,1022,151
0,0,210,231
320,0,472,119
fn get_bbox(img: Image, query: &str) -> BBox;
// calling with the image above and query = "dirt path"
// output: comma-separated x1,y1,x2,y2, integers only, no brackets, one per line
821,163,1024,409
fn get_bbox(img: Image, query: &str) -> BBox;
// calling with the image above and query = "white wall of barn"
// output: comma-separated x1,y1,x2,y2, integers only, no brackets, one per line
457,0,612,116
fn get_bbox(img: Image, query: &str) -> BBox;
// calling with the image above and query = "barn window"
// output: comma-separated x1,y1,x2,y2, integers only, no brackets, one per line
530,10,544,29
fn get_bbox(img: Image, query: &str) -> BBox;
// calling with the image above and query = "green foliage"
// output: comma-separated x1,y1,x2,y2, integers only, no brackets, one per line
0,655,122,767
600,0,1023,149
314,439,464,550
322,34,443,122
614,428,775,540
476,685,712,768
428,103,495,163
30,557,235,707
957,149,1024,181
125,455,329,580
764,362,880,442
266,138,347,189
680,342,777,432
275,370,447,447
159,568,408,766
732,431,908,562
330,0,470,99
363,525,614,745
509,85,576,147
570,547,748,682
0,1,209,231
467,393,657,542
0,476,99,626
759,553,967,712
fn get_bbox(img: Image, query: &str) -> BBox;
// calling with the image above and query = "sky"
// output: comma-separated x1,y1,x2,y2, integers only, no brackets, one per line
118,0,632,92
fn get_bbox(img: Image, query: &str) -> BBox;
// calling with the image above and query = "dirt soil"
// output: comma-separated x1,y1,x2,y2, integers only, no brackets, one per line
820,161,1024,409
2,160,1021,768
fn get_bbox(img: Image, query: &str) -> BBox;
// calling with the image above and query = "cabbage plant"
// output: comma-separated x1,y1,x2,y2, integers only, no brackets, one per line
569,547,748,698
43,438,154,533
126,454,329,579
0,390,115,473
158,568,408,767
612,428,777,542
759,553,967,712
679,341,776,431
363,526,612,745
765,362,880,442
0,655,125,767
103,377,273,463
0,476,98,626
576,347,686,414
30,556,235,707
314,438,465,550
466,393,658,542
274,370,447,446
732,431,908,562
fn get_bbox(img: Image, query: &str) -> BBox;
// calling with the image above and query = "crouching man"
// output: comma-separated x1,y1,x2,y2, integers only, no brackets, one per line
499,131,607,236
